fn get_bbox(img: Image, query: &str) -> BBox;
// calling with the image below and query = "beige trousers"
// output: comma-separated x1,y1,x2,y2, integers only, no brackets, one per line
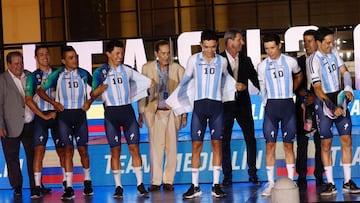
147,110,179,185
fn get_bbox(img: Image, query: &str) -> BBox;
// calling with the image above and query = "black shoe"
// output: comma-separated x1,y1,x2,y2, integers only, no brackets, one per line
137,183,149,197
61,187,75,200
40,183,52,194
297,178,307,191
212,184,226,198
31,186,41,199
13,187,22,196
62,181,67,190
221,178,232,187
249,175,261,185
113,186,123,199
316,179,326,186
83,180,94,196
320,183,337,196
163,183,174,191
183,184,202,199
343,179,360,194
148,184,161,192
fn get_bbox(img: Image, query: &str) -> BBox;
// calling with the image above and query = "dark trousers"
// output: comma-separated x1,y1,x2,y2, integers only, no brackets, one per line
295,101,324,181
1,122,35,189
222,100,257,180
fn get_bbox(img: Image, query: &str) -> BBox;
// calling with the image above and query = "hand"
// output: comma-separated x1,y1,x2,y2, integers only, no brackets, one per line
138,113,144,128
43,112,57,120
298,89,308,97
165,104,172,110
92,84,108,97
235,82,247,91
305,94,315,105
180,116,187,129
82,100,92,111
54,102,64,112
149,79,155,88
345,91,354,102
334,106,345,117
0,129,6,137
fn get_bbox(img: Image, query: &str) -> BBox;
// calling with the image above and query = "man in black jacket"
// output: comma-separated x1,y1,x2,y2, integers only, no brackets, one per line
295,29,324,190
220,29,260,186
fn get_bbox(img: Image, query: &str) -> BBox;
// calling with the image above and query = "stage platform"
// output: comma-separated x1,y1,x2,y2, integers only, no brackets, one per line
2,178,360,203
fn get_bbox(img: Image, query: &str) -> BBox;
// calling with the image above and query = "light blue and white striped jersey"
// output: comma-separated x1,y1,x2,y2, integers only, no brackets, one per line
258,54,300,99
93,64,134,106
180,53,228,101
41,67,92,109
25,68,55,111
308,48,344,94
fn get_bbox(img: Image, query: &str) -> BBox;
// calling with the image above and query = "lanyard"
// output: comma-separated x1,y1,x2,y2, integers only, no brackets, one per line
157,61,169,92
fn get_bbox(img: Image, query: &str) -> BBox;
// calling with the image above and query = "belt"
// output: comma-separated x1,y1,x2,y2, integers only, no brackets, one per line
157,107,170,111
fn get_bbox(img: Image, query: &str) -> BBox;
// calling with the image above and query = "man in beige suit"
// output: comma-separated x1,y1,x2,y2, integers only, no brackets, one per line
138,40,187,191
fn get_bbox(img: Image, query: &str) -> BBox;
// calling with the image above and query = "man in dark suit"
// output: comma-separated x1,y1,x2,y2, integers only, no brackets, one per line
295,29,324,190
220,29,261,186
0,51,35,196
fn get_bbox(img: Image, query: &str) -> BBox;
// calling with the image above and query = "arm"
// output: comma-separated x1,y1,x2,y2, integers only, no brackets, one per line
180,113,188,129
82,72,96,111
24,73,56,120
25,96,56,120
293,71,303,93
37,87,64,112
247,57,260,91
340,65,354,102
313,82,344,117
0,78,6,137
257,63,267,105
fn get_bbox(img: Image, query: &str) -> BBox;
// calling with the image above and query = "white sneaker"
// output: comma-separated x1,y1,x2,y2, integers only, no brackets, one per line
261,182,274,197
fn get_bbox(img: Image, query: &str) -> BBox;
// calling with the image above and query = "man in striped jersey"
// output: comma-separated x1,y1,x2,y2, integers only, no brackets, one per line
258,33,303,197
25,45,66,198
309,27,360,196
91,40,151,199
37,46,94,200
179,30,227,199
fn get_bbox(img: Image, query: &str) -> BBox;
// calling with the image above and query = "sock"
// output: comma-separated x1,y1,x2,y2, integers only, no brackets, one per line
192,168,200,187
133,166,143,186
266,166,275,184
286,164,295,180
343,163,351,183
65,172,73,187
324,166,334,184
83,168,91,181
34,172,42,186
213,166,221,185
113,170,122,187
62,168,66,181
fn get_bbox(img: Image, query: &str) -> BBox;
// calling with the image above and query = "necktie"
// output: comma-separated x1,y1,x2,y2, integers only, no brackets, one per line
233,57,238,81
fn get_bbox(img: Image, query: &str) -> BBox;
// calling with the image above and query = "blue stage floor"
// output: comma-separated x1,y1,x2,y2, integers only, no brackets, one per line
2,178,360,203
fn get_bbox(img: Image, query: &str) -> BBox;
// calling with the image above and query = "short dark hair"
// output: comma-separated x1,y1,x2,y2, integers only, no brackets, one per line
35,45,49,56
263,33,281,45
303,29,317,38
6,51,23,64
154,40,169,52
201,29,218,42
61,46,76,59
315,27,334,42
224,28,242,45
105,40,124,53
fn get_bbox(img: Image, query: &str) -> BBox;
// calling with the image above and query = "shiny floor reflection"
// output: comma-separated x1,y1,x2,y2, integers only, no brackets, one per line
1,178,360,203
